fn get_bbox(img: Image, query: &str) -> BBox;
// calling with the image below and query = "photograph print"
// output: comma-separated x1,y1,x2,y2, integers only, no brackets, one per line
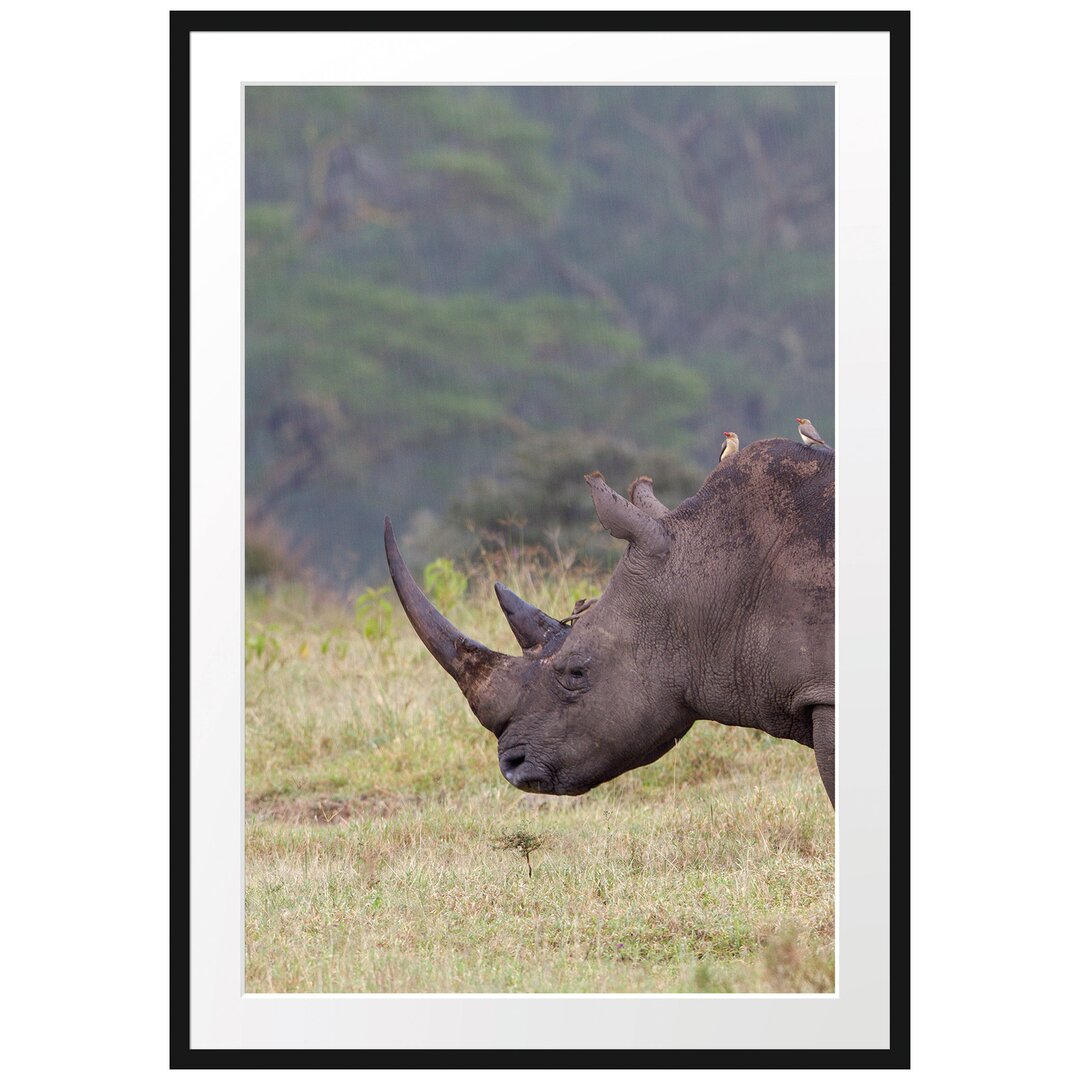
244,84,836,995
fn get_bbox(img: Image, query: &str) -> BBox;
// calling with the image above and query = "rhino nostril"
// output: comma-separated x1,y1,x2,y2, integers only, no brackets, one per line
501,746,527,772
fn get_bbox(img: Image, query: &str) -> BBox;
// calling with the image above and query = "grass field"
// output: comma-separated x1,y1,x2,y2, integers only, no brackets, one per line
245,554,834,993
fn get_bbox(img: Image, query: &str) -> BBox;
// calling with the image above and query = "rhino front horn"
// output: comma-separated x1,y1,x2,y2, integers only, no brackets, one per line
384,518,506,694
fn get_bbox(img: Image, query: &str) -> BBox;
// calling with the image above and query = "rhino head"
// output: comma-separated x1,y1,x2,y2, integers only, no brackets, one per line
385,439,835,802
384,472,696,795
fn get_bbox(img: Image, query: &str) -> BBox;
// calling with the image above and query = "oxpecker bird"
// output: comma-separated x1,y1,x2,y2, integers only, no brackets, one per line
562,597,597,626
795,418,828,448
719,431,739,462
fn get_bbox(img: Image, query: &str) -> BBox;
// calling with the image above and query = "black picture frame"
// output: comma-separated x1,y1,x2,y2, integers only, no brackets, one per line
171,8,910,1068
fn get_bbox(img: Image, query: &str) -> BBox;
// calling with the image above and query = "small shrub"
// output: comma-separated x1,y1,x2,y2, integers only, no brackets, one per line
492,827,546,878
354,586,393,640
423,558,468,610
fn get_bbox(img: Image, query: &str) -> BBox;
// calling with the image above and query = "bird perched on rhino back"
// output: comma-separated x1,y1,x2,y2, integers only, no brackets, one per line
719,431,739,463
796,417,829,448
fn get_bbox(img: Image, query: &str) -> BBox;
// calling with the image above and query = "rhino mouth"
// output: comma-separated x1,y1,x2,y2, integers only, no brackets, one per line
498,745,597,796
506,773,555,795
498,745,556,794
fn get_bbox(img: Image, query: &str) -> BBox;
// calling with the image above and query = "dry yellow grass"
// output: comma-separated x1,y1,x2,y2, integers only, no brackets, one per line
245,555,834,993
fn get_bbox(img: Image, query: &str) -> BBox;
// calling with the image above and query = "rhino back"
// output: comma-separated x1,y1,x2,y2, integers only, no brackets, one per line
671,438,833,588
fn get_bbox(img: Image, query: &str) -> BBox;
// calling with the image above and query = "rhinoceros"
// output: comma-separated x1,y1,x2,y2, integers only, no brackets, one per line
384,437,835,804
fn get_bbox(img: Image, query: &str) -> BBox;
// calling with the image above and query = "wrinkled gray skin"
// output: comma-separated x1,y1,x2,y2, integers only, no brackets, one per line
385,438,835,805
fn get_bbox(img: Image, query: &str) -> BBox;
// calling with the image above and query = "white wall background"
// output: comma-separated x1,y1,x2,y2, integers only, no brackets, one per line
1,1,1077,1077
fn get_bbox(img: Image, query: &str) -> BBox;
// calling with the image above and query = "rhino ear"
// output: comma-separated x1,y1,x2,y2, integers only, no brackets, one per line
585,472,670,558
627,475,669,520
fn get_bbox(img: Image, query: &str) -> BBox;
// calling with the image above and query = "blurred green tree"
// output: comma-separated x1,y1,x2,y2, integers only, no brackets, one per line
245,86,834,586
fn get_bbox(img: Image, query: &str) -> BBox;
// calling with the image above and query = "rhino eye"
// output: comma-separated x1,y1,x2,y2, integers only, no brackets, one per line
556,658,590,692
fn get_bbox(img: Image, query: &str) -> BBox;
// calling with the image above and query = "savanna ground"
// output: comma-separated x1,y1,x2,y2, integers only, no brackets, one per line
246,550,834,994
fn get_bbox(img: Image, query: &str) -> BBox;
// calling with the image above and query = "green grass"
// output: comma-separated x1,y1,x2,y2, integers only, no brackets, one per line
245,556,834,993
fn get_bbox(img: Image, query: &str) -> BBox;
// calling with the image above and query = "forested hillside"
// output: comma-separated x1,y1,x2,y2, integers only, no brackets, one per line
246,86,834,586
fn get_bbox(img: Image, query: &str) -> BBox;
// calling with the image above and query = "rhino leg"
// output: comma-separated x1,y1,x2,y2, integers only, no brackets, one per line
812,705,835,806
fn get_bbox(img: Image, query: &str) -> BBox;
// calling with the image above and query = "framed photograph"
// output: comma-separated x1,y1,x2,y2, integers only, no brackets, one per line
173,8,909,1066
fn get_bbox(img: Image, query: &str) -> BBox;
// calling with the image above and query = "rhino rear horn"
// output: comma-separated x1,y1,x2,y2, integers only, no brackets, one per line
494,582,565,651
585,472,670,558
627,475,669,519
384,518,507,693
